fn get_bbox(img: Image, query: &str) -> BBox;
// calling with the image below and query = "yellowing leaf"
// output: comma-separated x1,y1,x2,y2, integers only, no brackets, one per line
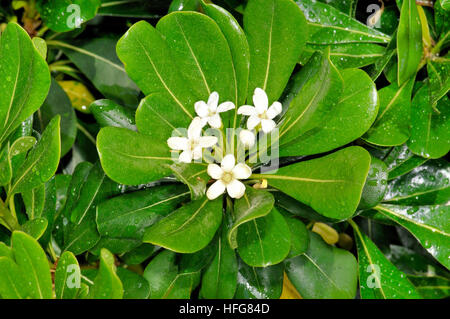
280,273,302,299
58,80,95,114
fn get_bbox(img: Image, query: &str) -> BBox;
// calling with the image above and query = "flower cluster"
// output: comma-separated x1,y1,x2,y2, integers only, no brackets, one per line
167,88,282,200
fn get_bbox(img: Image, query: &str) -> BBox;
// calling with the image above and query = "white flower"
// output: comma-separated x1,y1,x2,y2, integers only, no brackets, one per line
239,129,255,147
206,154,252,200
167,117,218,163
195,91,235,128
237,88,282,133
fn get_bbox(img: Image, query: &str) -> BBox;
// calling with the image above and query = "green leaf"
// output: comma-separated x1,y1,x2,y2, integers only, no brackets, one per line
50,37,140,107
237,207,291,267
117,268,150,299
55,251,81,299
375,204,450,270
9,116,61,196
157,11,236,106
11,231,52,299
0,144,12,186
97,127,173,185
280,49,343,147
90,249,123,299
245,0,308,102
32,37,47,59
234,257,283,299
281,68,378,156
0,23,50,146
169,0,200,12
358,157,388,210
22,218,47,240
299,43,386,69
281,211,309,258
363,78,415,146
143,250,199,299
259,146,371,219
408,275,450,299
228,187,274,249
37,78,77,157
90,99,136,130
22,184,45,220
168,162,208,200
143,198,222,253
397,0,422,85
407,84,450,159
201,1,250,107
383,159,449,205
285,231,358,299
116,20,196,118
64,209,100,255
383,143,428,180
317,0,357,16
0,256,29,299
36,0,101,32
427,58,450,108
297,0,390,45
98,0,168,18
122,244,159,265
200,223,237,299
350,220,422,298
96,184,190,241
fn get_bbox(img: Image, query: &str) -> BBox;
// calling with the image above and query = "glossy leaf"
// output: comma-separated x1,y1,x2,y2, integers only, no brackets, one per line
90,249,123,299
285,231,358,299
397,0,422,85
143,198,222,253
282,212,309,258
408,275,450,299
259,147,371,219
143,250,199,299
22,218,47,240
200,223,238,299
351,220,422,298
169,162,208,200
363,78,414,146
383,144,428,180
229,187,274,249
280,49,343,147
97,127,173,185
375,204,450,269
383,159,450,205
245,0,308,102
96,184,189,241
11,231,53,299
281,68,378,156
90,99,136,130
37,0,101,32
237,207,291,267
9,116,61,196
297,0,390,45
202,1,250,107
234,257,284,299
0,257,29,299
117,268,150,299
0,23,50,146
358,157,388,210
55,251,81,299
427,58,450,108
58,80,95,114
407,84,450,159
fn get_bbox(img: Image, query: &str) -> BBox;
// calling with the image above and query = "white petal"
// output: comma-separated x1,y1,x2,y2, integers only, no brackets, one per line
207,91,219,111
239,129,255,147
207,180,226,200
207,113,222,128
188,117,204,139
221,154,235,172
261,119,276,133
194,101,209,118
207,164,223,180
167,137,189,151
267,101,282,119
237,105,257,116
198,135,218,148
192,146,203,160
253,88,268,113
247,115,261,130
217,101,235,113
178,150,193,163
232,163,252,180
226,179,246,199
